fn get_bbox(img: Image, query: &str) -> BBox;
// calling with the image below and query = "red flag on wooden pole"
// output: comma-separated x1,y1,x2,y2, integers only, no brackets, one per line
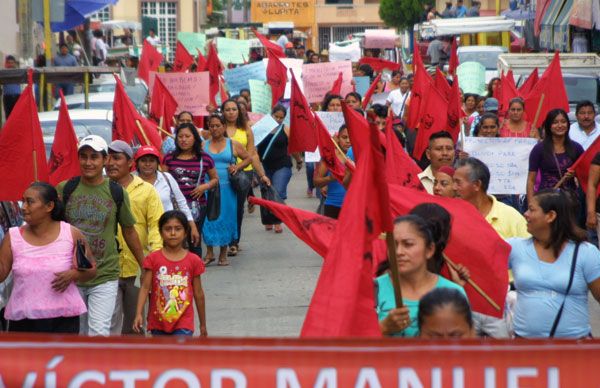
138,40,163,84
173,41,195,72
266,51,288,106
412,86,449,159
149,76,178,133
288,70,318,153
361,73,383,110
252,28,286,58
48,90,80,185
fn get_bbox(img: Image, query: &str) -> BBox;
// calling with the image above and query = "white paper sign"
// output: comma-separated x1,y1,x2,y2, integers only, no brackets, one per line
328,41,362,62
305,112,346,163
463,137,538,195
364,29,398,49
251,114,279,146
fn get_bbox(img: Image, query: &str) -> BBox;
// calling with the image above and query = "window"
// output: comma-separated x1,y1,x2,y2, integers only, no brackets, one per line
89,5,111,21
141,1,178,61
324,0,353,4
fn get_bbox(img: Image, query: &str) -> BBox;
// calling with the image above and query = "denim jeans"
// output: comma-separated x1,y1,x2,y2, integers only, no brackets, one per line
151,328,193,336
266,167,292,201
79,280,119,336
305,162,316,191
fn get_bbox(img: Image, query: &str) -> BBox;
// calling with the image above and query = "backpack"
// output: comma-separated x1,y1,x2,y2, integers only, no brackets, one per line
62,177,125,250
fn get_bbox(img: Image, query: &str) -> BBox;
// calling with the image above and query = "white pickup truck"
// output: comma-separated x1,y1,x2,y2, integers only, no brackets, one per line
497,53,600,122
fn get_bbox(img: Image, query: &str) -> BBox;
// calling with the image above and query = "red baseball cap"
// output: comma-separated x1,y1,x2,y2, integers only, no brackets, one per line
135,145,161,162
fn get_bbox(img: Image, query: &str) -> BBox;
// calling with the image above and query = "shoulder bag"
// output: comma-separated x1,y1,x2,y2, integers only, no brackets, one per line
161,171,180,211
202,155,221,221
549,242,580,338
228,140,252,193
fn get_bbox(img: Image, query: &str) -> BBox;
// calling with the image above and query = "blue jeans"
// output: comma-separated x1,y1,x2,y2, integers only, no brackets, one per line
151,328,193,336
305,162,316,191
266,166,292,201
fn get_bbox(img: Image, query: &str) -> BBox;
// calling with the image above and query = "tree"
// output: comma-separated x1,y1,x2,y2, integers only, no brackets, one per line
379,0,429,30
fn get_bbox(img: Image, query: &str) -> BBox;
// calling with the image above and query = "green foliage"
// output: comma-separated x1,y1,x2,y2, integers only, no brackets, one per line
379,0,428,30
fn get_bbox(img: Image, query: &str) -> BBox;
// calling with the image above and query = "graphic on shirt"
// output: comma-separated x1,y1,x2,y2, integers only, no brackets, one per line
66,194,114,261
156,265,191,323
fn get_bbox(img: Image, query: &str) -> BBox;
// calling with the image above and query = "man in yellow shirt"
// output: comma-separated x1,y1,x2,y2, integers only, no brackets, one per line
106,141,164,335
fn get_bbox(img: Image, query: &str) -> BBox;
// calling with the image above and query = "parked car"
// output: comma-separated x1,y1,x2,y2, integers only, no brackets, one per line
57,77,148,113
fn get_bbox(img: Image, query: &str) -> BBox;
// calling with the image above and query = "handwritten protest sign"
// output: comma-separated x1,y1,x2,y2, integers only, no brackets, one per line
463,137,537,194
224,62,266,95
364,29,398,49
328,42,361,62
249,79,272,115
305,112,345,163
252,115,279,146
177,32,206,55
302,61,353,103
262,58,304,98
371,92,390,106
457,62,486,96
150,72,210,116
217,38,250,65
248,112,265,124
353,76,370,97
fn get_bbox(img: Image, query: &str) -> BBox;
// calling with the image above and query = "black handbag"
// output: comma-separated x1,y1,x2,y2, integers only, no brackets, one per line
228,140,252,193
259,183,284,225
549,242,580,338
206,182,221,221
75,239,93,270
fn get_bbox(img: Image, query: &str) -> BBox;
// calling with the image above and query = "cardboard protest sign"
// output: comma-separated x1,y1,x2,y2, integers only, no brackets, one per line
353,76,370,97
371,92,390,106
249,79,272,115
328,42,361,62
457,62,486,96
217,38,250,65
305,112,345,162
252,114,279,146
364,29,398,49
464,137,537,194
150,71,210,116
302,61,353,103
177,32,206,55
224,61,267,96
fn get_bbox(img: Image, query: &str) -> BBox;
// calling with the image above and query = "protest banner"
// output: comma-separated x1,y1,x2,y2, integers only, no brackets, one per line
262,58,304,99
177,32,206,55
217,38,250,65
457,62,486,96
464,137,537,194
353,76,371,97
371,92,390,106
223,61,267,96
302,61,353,103
252,114,280,146
305,112,345,162
149,71,210,116
1,335,599,387
328,41,361,62
249,79,272,115
364,29,398,49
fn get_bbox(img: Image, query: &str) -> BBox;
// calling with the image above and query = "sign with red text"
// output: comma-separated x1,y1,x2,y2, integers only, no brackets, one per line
149,71,210,116
364,29,399,49
0,335,599,387
302,61,353,103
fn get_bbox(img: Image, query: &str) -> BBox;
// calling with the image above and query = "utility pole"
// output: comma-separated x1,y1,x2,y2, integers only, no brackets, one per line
18,0,34,59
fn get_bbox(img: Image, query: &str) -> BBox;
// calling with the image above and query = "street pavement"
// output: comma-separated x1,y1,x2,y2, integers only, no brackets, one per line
200,167,600,338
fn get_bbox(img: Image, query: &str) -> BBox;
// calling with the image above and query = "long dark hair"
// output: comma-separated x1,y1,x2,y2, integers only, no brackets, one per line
207,113,228,137
486,77,500,97
541,109,578,162
533,189,586,257
409,203,452,274
321,94,343,112
29,182,65,221
173,123,204,159
221,99,247,130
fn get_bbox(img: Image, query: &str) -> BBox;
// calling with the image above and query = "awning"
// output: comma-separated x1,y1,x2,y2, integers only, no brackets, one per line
554,0,575,51
540,0,566,49
570,0,593,29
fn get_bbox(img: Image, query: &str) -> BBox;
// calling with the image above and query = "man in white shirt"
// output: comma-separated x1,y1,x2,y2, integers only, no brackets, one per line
146,28,161,46
386,76,411,118
417,131,455,194
569,101,599,150
276,31,292,50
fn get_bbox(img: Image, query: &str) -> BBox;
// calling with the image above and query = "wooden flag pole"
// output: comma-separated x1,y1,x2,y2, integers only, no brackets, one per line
159,116,164,133
135,119,152,145
532,93,546,129
386,232,404,308
158,125,175,139
443,254,501,311
32,150,38,182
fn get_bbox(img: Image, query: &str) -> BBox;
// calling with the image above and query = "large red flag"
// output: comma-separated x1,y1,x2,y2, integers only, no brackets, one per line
206,42,223,107
518,67,539,97
448,37,459,77
330,72,343,95
342,101,372,162
361,73,383,110
447,74,464,141
435,67,451,100
173,41,195,72
196,48,207,72
570,136,600,195
149,76,178,131
498,70,519,116
384,116,425,190
266,51,288,106
412,85,449,159
252,28,286,58
315,114,346,183
0,73,48,200
288,70,318,153
406,58,433,129
524,52,569,128
113,75,162,150
138,40,163,84
358,57,401,72
48,91,79,186
301,114,393,337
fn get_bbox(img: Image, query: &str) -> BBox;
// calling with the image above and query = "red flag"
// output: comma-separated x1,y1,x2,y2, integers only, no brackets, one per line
570,136,600,195
446,74,464,141
518,67,539,97
149,76,178,132
266,52,288,106
138,40,163,84
173,41,195,72
524,52,569,128
361,73,383,110
342,101,372,162
252,28,286,58
301,114,393,337
435,67,451,100
0,74,48,200
48,91,79,186
315,115,346,183
412,86,449,159
358,57,401,72
413,38,424,68
448,37,459,77
112,75,162,150
206,42,223,107
330,72,343,95
196,48,207,72
497,70,519,116
407,59,433,129
288,70,318,153
384,116,425,190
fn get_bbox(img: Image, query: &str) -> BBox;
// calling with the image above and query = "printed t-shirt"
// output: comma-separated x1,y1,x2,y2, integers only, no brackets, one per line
144,250,205,333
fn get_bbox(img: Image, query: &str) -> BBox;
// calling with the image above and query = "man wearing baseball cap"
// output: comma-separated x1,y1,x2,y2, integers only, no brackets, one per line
106,140,163,335
57,135,142,336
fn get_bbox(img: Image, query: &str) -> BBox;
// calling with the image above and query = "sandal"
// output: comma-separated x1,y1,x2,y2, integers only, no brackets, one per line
227,245,238,256
265,224,273,231
203,256,215,266
248,202,255,214
218,258,230,266
274,224,283,234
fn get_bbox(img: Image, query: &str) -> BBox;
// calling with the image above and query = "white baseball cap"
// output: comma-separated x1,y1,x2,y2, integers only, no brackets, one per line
78,135,108,153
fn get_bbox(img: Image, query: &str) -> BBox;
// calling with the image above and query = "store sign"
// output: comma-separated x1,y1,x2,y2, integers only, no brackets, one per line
251,0,315,26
